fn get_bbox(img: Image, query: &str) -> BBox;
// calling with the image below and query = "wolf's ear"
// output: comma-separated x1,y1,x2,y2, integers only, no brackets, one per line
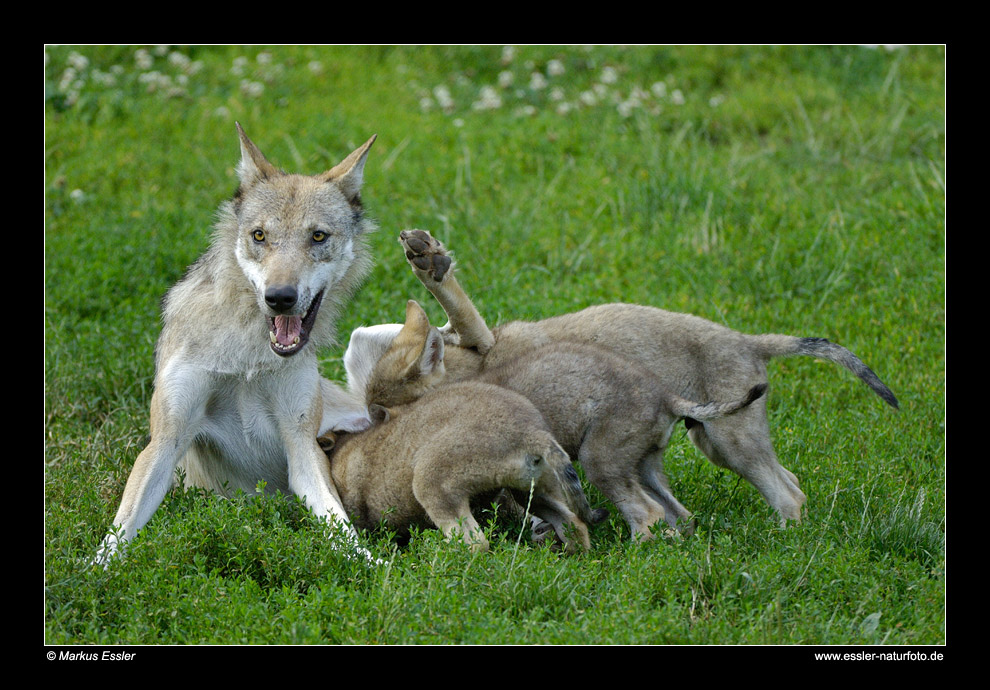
368,403,391,425
392,300,445,378
236,122,279,189
419,326,445,377
321,135,377,205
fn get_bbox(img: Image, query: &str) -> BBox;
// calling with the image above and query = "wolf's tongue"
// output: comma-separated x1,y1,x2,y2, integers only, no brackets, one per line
274,315,303,347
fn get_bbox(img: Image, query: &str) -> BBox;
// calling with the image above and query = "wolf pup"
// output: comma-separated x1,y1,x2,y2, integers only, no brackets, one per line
96,125,378,564
348,229,899,528
321,375,593,554
359,300,765,540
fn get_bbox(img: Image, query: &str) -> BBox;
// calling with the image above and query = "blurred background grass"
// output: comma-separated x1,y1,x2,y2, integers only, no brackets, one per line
44,45,944,646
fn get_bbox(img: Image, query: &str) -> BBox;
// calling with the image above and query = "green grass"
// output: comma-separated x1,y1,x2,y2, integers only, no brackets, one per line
45,45,945,647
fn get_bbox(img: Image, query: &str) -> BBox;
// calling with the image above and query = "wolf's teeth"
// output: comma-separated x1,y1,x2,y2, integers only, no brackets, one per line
293,337,300,345
270,332,277,344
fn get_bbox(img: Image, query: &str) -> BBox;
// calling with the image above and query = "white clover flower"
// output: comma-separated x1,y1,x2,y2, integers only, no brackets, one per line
556,101,574,115
453,118,465,128
419,96,434,112
138,71,163,92
168,51,191,71
600,66,618,84
579,90,597,106
214,106,231,119
498,70,514,88
472,85,502,110
514,104,537,117
549,86,565,102
547,59,565,76
58,68,78,91
651,81,667,98
231,56,248,76
135,49,153,70
501,46,515,64
618,93,643,118
709,94,724,108
67,52,89,71
529,72,548,90
91,69,116,87
671,88,685,105
70,189,85,202
433,85,455,112
308,61,324,74
240,79,264,98
257,52,272,65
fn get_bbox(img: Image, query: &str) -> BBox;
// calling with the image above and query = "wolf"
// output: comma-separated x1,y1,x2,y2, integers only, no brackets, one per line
320,372,594,554
344,229,899,528
96,124,378,564
360,300,766,540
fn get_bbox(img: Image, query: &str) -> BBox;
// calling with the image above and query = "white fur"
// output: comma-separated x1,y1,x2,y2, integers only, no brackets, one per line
343,323,403,398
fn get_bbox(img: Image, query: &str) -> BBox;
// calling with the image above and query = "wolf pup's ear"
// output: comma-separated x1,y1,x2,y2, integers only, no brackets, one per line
321,135,377,206
235,122,280,189
396,300,444,378
368,403,391,425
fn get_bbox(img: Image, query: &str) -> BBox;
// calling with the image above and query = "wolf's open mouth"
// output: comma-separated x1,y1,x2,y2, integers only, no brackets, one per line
268,290,324,357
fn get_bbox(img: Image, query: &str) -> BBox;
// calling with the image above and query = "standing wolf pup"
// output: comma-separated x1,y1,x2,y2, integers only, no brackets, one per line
346,229,898,529
96,125,377,563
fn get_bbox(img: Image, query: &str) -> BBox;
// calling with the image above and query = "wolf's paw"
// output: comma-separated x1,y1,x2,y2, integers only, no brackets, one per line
399,229,451,283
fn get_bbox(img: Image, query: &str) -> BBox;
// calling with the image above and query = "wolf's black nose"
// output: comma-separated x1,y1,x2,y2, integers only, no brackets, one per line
265,285,298,312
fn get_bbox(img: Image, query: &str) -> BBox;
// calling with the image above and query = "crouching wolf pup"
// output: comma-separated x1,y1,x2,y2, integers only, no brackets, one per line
348,229,899,528
357,300,765,540
96,125,378,564
320,378,593,554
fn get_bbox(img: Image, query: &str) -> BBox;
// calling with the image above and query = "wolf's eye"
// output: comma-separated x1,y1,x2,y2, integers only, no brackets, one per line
312,230,328,243
252,229,266,243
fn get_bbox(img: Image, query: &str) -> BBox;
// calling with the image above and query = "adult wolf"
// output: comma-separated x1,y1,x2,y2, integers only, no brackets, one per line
96,124,377,563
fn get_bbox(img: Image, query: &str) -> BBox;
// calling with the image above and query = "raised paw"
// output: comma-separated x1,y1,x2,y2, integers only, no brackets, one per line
399,229,452,283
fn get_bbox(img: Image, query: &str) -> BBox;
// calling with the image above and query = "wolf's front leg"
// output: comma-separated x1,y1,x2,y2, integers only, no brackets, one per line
399,229,495,353
96,435,185,565
281,379,380,562
95,364,214,566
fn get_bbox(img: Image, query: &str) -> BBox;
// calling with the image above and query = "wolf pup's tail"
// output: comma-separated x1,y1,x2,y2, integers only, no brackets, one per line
552,451,608,526
751,334,899,409
670,383,768,423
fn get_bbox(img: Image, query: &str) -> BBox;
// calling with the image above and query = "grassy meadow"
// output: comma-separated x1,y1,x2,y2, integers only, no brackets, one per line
44,45,945,648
